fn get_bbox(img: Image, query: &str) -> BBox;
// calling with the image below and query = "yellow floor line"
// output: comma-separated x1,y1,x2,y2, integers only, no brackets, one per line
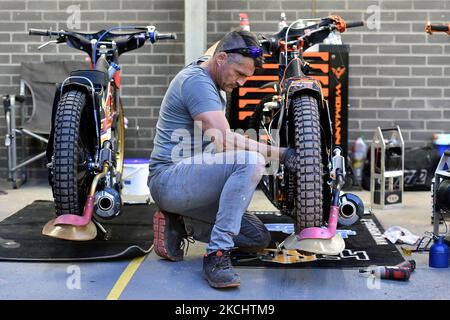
106,249,151,300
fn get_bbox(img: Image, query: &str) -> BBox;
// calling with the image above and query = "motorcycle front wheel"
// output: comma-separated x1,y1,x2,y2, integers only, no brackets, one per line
52,90,96,216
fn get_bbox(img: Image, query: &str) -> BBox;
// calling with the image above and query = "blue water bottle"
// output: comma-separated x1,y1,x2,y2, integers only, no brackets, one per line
429,236,449,268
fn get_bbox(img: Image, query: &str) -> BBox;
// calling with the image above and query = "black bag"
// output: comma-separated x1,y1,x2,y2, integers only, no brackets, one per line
362,144,440,191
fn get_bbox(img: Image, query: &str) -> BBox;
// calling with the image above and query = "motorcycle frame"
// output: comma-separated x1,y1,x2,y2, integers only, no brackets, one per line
49,41,124,189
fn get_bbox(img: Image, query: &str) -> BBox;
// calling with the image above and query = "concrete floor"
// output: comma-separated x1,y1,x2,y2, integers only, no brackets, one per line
0,178,449,300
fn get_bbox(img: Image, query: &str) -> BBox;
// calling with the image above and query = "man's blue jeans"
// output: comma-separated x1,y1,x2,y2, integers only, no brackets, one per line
148,150,271,254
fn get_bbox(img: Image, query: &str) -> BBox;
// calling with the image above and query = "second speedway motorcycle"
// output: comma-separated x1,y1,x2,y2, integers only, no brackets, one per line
29,26,176,240
251,16,364,254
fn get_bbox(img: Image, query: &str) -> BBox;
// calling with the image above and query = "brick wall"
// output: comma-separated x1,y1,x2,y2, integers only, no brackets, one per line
0,0,185,178
1,0,449,179
206,0,450,148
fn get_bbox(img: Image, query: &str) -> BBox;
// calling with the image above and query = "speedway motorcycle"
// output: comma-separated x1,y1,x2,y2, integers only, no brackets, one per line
251,16,364,254
29,26,176,240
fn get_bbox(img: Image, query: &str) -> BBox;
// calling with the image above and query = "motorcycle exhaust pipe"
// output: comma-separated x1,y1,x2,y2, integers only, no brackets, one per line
338,193,364,226
94,187,122,219
340,201,357,218
98,196,113,212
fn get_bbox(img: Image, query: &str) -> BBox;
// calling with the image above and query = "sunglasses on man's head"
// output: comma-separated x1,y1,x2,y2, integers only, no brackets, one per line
223,46,263,58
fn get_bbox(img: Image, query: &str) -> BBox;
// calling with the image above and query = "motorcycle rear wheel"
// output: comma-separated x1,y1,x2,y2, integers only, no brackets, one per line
249,94,325,232
291,95,323,232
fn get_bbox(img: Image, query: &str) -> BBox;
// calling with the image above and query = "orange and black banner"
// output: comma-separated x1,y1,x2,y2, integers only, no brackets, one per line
320,44,349,159
228,44,349,159
228,53,279,130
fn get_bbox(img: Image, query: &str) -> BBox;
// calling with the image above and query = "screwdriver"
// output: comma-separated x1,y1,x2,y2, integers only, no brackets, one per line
359,266,411,281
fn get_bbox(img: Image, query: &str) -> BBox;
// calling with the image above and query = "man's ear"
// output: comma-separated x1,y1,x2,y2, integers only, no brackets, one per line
215,52,227,67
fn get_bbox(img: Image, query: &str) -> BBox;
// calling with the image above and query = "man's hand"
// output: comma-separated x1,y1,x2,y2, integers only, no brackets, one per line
194,111,284,162
281,148,298,173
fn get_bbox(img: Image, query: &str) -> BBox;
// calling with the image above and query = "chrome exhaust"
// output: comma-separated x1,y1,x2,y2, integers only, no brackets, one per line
340,201,357,218
94,187,122,219
338,193,364,226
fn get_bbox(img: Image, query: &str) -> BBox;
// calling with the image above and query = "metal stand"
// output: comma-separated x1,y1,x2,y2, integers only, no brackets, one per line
370,126,404,209
432,149,450,242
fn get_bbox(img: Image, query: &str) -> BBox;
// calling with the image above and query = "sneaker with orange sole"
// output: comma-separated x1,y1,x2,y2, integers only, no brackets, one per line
153,211,188,262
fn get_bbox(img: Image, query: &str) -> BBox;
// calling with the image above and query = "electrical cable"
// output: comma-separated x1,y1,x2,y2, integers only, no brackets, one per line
92,25,140,67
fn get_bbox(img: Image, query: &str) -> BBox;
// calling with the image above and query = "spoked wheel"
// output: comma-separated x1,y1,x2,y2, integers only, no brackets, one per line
52,90,96,216
249,94,329,232
291,95,323,232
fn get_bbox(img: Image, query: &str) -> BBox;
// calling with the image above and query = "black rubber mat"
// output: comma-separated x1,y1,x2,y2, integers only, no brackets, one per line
0,200,155,261
232,212,406,268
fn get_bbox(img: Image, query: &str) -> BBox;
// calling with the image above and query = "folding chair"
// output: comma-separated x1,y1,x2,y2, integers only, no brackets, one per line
3,60,89,188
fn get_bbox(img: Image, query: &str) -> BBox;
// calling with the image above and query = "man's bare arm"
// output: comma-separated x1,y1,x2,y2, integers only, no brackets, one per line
194,111,286,161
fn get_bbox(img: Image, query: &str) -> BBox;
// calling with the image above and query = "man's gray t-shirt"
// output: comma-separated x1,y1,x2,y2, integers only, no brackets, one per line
148,57,226,179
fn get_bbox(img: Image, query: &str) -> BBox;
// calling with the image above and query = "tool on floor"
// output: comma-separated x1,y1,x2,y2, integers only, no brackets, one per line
359,259,415,281
401,234,433,256
359,265,411,281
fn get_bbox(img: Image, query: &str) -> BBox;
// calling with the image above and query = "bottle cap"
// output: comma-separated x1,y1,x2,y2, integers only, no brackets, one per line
239,13,250,31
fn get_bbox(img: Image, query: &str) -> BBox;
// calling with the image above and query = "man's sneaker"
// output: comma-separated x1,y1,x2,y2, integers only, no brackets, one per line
153,210,188,262
203,250,240,288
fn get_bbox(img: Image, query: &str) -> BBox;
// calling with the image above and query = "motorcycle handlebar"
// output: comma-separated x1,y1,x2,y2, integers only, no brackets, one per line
346,21,364,29
426,22,450,34
156,33,177,41
29,28,53,36
29,27,177,43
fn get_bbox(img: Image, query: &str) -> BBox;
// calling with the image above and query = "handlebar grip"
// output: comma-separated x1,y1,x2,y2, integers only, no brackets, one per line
346,21,364,29
156,33,177,41
29,29,50,36
426,22,450,34
429,24,449,32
